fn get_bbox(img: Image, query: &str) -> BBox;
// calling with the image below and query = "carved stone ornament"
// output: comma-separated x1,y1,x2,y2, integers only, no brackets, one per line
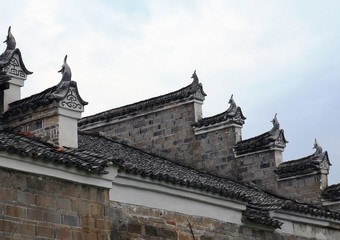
3,54,26,79
60,86,84,111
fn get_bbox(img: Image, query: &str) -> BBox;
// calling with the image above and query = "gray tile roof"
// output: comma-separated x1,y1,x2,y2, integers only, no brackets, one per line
78,132,340,224
4,81,88,117
0,131,112,174
322,183,340,201
275,152,330,179
1,130,339,226
78,77,206,128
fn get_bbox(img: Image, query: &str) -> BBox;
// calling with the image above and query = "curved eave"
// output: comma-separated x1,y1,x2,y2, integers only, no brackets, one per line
0,48,33,75
194,106,246,128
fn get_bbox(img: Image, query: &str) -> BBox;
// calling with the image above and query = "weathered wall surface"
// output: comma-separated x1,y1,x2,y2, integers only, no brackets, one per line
0,167,110,240
85,101,240,178
109,201,332,240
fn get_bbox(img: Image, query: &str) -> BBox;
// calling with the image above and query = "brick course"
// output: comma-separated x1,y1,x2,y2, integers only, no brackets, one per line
0,167,110,240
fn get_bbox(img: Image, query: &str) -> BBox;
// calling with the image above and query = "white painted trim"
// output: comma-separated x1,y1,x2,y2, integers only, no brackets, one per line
80,98,203,131
276,171,319,181
110,172,246,225
234,148,284,158
194,122,242,135
271,210,340,239
0,152,116,189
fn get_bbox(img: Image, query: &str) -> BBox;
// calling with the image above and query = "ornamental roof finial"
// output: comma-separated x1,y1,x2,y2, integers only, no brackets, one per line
58,55,72,82
3,26,16,50
313,139,323,155
271,113,280,131
191,70,199,84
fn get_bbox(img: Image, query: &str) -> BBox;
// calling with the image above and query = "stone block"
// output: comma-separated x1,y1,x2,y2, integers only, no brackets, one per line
63,214,79,226
27,208,43,221
0,188,15,201
36,225,54,238
90,204,103,217
43,211,61,224
6,205,24,218
127,223,142,234
35,195,53,208
16,191,35,205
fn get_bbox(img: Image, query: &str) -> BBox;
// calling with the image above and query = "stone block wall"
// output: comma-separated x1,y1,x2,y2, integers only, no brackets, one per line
0,167,110,240
109,201,320,240
7,104,60,146
235,150,282,190
276,174,324,205
193,126,241,178
99,102,197,164
85,101,242,178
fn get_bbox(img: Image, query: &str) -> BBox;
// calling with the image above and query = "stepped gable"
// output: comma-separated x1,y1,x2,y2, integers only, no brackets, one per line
4,80,88,117
0,130,112,174
234,114,288,156
78,132,340,224
275,151,330,179
78,71,206,127
322,183,340,201
194,94,246,128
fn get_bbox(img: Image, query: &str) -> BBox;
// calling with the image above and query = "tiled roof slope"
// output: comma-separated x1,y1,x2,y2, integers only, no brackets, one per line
78,132,340,223
4,81,88,117
275,152,330,179
0,131,112,174
323,183,340,201
194,95,246,128
234,115,288,156
78,74,206,128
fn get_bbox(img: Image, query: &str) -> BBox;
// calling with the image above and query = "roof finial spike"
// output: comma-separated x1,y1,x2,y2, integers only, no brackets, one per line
58,55,72,82
271,113,280,131
191,70,199,84
228,94,237,111
3,26,16,50
313,139,323,155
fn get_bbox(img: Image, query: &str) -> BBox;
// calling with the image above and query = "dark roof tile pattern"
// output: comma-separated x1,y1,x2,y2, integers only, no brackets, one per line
5,81,88,117
242,207,283,229
0,48,32,75
194,106,246,128
78,132,340,222
322,183,340,201
275,152,330,179
78,78,206,128
234,129,288,156
0,131,112,174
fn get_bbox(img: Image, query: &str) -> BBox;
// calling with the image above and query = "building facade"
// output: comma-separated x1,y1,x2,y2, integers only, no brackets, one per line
1,27,340,239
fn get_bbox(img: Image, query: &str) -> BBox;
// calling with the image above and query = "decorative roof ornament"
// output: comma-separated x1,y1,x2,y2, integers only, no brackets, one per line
58,55,72,82
228,94,237,111
313,139,323,155
191,70,199,84
3,26,16,51
270,113,280,132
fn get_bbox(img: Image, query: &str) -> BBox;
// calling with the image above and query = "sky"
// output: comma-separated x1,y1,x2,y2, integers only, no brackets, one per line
1,0,339,184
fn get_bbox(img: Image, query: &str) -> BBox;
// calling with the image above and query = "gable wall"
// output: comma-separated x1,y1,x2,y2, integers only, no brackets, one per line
83,100,241,177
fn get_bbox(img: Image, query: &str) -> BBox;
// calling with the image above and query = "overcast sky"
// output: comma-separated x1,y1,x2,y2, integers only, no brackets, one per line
1,0,339,184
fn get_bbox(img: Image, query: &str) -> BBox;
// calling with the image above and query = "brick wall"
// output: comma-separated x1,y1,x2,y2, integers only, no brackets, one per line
276,174,324,205
109,201,320,240
236,150,282,190
7,103,61,146
0,167,110,240
86,101,242,178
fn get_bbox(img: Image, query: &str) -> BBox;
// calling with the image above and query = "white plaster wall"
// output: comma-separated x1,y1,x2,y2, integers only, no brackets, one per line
110,173,245,225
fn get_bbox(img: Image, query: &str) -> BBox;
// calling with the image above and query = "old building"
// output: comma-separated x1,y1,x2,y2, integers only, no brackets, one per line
1,27,340,239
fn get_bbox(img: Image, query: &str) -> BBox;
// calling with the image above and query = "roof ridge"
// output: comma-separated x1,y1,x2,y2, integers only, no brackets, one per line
79,77,206,127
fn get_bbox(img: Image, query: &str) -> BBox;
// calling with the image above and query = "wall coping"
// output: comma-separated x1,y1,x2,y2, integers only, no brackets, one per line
0,151,116,189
